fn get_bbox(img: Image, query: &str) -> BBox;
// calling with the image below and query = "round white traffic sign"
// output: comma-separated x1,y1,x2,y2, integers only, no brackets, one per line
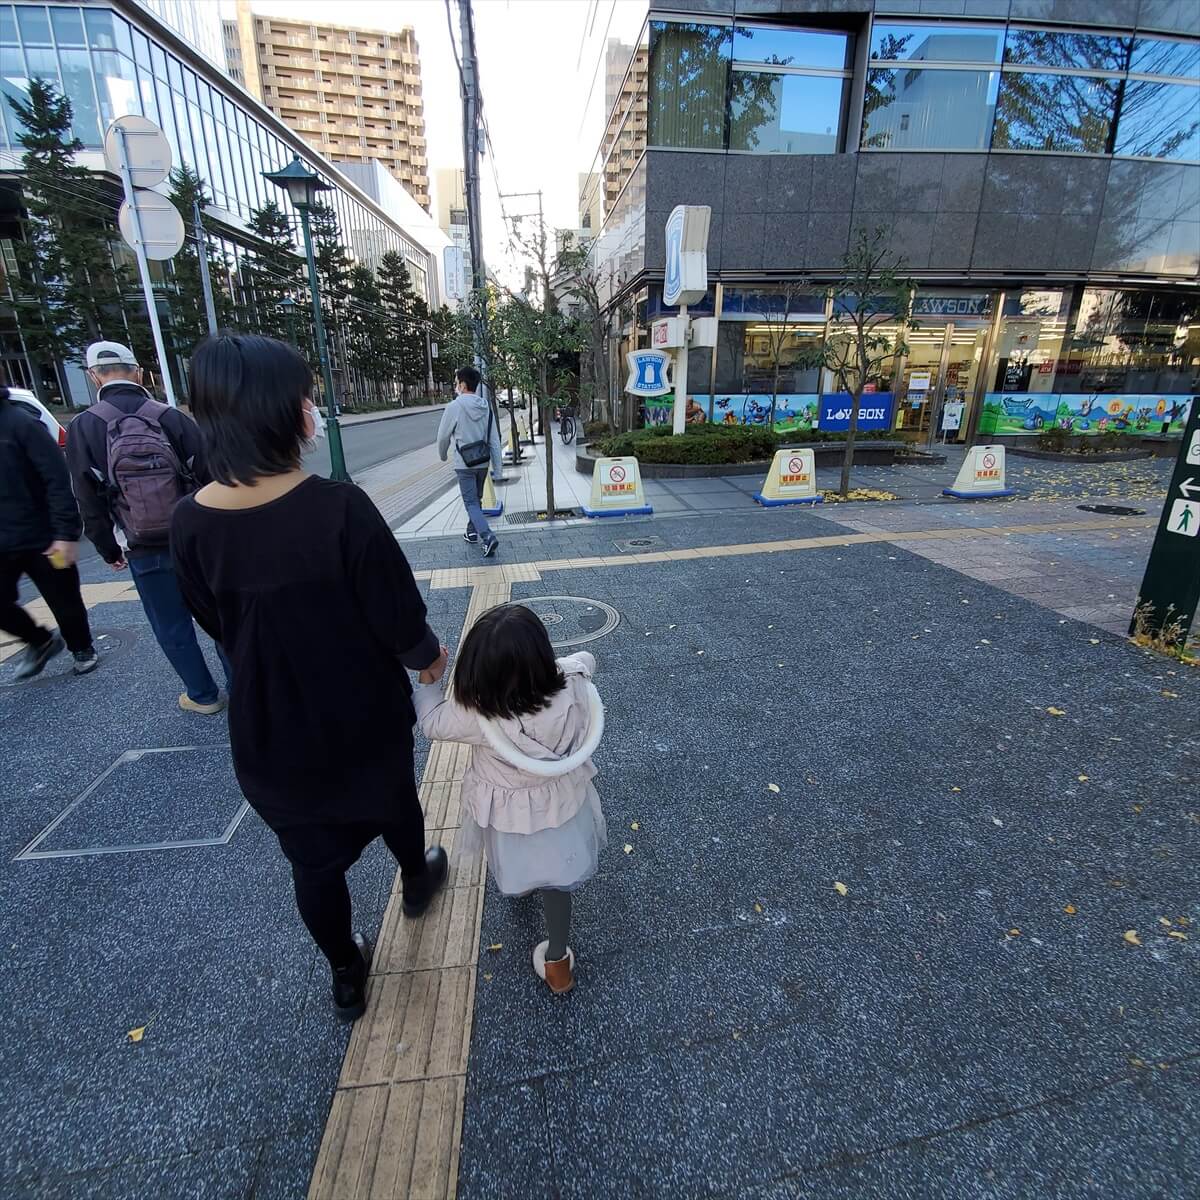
118,192,185,260
104,115,172,188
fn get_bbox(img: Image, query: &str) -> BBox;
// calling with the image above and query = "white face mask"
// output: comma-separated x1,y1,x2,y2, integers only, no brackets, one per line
301,403,325,455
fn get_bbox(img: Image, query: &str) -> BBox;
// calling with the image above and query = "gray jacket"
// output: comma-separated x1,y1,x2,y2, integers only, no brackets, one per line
437,391,502,474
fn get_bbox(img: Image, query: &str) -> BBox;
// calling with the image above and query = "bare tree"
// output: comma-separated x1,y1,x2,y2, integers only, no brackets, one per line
802,227,913,497
754,279,809,431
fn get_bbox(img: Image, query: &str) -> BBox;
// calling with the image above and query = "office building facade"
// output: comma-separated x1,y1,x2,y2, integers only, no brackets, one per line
0,0,435,404
582,1,1199,444
223,2,430,211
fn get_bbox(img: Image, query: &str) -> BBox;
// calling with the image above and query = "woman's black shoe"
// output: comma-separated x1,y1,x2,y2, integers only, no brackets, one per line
331,932,372,1021
402,846,449,918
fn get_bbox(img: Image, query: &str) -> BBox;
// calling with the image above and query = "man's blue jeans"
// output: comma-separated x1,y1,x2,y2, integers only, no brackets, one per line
128,551,228,704
456,468,494,543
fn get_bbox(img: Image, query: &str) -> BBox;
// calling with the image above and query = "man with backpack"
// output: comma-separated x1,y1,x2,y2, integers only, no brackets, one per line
66,341,226,714
437,365,503,557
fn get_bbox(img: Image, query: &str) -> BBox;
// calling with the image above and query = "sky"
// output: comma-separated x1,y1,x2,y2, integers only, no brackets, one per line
225,0,618,288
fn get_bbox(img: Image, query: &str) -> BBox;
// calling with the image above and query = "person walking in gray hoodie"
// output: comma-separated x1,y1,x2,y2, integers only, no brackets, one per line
438,366,503,556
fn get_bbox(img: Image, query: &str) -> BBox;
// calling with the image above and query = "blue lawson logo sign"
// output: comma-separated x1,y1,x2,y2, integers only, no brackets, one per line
663,208,684,307
625,349,672,397
819,393,895,432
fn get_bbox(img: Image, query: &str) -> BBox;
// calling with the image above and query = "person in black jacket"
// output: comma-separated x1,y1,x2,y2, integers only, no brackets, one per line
0,386,97,679
66,341,226,714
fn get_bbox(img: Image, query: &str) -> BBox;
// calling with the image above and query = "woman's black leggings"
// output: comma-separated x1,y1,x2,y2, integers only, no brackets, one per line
279,816,428,970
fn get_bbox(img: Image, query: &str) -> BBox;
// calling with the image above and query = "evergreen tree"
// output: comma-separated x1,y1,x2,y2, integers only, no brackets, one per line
7,78,125,393
377,251,425,392
307,201,354,388
243,200,305,345
429,303,471,387
345,265,394,402
166,165,232,364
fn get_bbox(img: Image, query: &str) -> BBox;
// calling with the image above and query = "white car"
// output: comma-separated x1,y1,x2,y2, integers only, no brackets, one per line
6,386,67,449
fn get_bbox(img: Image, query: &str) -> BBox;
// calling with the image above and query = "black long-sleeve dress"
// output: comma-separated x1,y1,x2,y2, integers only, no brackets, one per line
170,477,439,830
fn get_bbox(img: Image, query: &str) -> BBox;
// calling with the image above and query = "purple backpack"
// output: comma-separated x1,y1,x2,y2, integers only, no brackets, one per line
94,398,188,542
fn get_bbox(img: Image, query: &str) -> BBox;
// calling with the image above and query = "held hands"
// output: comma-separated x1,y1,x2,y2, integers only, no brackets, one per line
418,645,451,685
110,555,128,572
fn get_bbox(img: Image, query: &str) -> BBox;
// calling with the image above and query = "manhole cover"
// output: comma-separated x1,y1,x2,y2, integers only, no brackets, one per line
614,535,664,552
0,628,134,689
515,596,620,648
1077,504,1145,516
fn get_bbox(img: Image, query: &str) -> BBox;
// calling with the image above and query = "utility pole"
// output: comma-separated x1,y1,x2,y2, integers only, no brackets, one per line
456,0,487,369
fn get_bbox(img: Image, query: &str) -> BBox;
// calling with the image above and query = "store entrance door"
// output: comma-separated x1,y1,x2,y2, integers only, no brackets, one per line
895,328,947,436
893,323,990,443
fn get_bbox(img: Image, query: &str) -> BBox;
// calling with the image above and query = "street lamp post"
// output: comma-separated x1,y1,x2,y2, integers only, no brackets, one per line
263,155,350,483
279,295,298,349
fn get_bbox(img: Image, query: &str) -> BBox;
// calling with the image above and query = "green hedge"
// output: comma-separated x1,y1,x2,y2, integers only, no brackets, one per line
595,424,780,464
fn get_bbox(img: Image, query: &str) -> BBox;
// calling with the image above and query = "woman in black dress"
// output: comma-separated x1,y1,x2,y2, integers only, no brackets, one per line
171,334,448,1021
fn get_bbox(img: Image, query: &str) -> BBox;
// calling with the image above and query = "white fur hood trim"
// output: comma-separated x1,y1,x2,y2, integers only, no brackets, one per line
477,682,604,778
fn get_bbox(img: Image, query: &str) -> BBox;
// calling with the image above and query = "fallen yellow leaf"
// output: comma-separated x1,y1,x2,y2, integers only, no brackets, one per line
1077,775,1089,782
1168,931,1188,941
630,821,640,830
754,903,763,914
1161,690,1179,698
1008,928,1021,937
1046,707,1067,717
1064,904,1077,915
1089,638,1100,644
483,973,494,981
833,881,848,896
623,843,633,854
767,783,780,794
951,786,961,793
127,1027,145,1044
1123,930,1141,946
1158,917,1172,927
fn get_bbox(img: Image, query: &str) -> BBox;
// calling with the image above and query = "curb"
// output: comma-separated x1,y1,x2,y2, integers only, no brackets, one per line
331,404,449,427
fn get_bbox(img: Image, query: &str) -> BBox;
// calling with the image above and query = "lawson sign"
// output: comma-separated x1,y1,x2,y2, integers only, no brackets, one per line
663,205,711,308
818,393,895,432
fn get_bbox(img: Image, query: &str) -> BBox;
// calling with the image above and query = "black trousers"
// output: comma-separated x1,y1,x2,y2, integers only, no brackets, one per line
275,800,429,970
0,550,93,654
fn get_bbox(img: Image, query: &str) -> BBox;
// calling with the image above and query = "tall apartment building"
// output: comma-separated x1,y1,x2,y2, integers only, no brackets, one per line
223,1,430,210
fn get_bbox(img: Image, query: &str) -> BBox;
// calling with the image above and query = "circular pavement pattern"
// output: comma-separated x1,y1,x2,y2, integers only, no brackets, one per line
0,628,136,689
517,597,620,648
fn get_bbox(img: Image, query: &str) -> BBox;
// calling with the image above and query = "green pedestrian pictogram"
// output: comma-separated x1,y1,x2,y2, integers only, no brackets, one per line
1179,507,1193,533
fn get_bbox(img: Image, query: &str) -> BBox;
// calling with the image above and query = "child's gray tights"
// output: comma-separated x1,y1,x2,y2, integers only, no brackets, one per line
542,889,571,961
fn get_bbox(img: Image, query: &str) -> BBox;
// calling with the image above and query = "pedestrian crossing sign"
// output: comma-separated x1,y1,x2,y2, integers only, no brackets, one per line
1168,498,1198,537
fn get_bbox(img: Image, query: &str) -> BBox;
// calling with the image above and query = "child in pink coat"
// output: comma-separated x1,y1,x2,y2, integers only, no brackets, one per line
414,604,606,994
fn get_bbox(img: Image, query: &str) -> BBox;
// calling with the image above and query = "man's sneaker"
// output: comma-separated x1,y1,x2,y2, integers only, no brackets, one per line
482,537,500,558
72,647,99,675
13,634,64,681
463,531,479,544
179,692,226,715
402,846,449,918
331,933,373,1022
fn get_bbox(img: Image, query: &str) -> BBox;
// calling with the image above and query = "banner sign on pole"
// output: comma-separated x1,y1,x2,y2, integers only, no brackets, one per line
663,205,710,308
583,456,653,518
754,449,823,507
624,349,672,397
942,444,1015,499
1129,404,1200,642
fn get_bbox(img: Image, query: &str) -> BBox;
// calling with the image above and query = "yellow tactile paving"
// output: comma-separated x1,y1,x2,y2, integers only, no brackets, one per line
309,577,511,1200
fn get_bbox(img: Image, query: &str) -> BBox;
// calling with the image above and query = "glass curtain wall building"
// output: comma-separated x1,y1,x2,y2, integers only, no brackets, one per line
581,2,1199,443
1,0,435,404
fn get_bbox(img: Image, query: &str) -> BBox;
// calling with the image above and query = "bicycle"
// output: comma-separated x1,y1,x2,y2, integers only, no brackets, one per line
557,406,577,446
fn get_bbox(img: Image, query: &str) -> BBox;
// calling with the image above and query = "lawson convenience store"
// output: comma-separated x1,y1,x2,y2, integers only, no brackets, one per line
638,283,1197,445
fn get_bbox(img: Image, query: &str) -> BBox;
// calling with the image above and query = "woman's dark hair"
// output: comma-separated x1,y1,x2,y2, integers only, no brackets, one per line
453,604,565,720
189,333,313,486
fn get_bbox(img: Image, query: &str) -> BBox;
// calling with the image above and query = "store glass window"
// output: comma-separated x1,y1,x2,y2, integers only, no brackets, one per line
1130,37,1200,78
733,26,849,69
1003,29,1131,72
22,46,60,90
92,50,140,129
647,20,731,150
863,66,998,150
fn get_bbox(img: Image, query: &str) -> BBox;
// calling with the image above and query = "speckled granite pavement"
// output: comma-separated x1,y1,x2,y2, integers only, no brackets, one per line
1,494,1195,1199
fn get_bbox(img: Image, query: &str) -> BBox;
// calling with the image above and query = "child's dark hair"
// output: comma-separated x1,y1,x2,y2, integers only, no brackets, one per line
453,604,565,720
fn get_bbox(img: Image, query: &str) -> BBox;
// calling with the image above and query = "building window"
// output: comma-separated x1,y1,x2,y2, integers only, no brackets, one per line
729,27,852,154
647,20,731,150
863,24,1002,150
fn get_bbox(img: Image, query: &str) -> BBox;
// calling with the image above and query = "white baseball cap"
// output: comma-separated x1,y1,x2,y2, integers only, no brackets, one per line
86,341,139,369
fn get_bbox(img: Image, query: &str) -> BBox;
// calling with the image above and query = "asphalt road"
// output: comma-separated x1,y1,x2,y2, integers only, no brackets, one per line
305,408,444,477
